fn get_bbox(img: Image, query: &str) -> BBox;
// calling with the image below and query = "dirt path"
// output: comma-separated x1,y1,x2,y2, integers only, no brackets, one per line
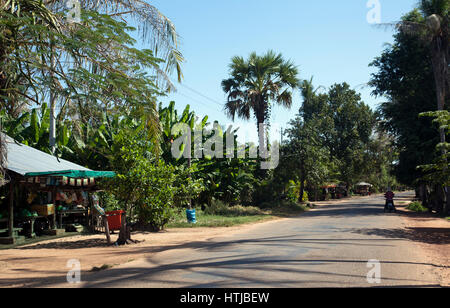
395,196,450,287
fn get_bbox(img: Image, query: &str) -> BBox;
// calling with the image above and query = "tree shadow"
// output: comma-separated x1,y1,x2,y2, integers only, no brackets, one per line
349,227,450,245
17,238,112,249
1,254,441,288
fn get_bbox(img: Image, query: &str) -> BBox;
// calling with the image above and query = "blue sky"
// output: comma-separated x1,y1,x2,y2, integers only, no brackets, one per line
148,0,418,141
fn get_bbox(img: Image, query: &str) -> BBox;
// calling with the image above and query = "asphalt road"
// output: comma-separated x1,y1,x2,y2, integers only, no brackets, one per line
77,192,440,288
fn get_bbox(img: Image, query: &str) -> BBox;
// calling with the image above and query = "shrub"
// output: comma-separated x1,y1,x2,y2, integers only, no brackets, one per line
406,201,429,213
301,190,309,202
286,180,300,203
104,131,204,232
204,199,264,216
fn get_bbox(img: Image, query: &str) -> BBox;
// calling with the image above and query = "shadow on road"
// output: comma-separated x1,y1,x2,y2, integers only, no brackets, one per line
350,227,450,245
1,253,442,288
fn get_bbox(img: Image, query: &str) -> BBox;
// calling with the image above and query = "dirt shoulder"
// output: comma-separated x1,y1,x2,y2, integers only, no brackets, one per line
395,196,450,287
0,217,288,288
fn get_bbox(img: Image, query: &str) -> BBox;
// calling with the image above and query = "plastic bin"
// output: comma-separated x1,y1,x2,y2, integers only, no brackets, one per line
106,210,124,231
186,209,197,224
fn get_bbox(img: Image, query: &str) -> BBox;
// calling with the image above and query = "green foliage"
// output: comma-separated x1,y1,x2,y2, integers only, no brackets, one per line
203,199,264,217
277,80,376,202
417,110,450,186
102,125,203,231
370,9,446,186
407,201,429,213
196,156,257,206
286,180,301,203
222,50,300,154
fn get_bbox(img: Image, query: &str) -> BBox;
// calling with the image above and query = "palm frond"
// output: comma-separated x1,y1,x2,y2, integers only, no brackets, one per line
46,0,184,90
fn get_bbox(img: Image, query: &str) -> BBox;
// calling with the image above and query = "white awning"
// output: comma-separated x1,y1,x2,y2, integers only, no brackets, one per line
3,134,91,176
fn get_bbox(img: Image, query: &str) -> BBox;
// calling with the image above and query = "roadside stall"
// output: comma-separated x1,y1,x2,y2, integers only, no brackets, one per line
336,184,348,199
355,182,373,196
320,184,337,201
0,134,115,244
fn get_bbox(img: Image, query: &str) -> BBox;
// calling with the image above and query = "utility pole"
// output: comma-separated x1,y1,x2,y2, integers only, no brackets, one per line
49,42,56,154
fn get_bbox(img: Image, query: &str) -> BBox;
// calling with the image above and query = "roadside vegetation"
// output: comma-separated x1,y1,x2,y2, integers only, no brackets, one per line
168,200,309,228
0,1,448,245
407,201,430,213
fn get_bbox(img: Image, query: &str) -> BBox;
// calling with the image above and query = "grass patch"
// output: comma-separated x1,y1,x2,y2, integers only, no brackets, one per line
406,201,429,213
167,201,308,229
90,264,113,272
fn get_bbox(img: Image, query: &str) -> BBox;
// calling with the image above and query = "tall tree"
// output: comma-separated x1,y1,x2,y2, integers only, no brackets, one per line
0,0,184,159
391,1,449,212
221,50,300,158
395,0,448,150
371,8,450,213
284,115,331,202
324,83,376,187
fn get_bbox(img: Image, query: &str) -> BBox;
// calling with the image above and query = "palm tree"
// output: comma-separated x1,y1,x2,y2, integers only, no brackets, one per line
299,77,327,122
45,0,184,151
395,0,448,140
1,0,183,156
222,50,300,158
393,0,448,213
45,0,184,88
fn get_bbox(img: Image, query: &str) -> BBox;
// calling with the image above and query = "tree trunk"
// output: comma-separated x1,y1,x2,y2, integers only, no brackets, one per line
0,122,6,186
436,184,445,214
430,38,448,216
256,113,268,178
103,215,111,245
116,212,138,245
49,43,56,153
116,212,130,245
445,187,450,216
299,160,306,203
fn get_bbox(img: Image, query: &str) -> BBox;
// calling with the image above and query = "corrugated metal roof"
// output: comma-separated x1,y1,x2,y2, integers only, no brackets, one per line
3,134,91,176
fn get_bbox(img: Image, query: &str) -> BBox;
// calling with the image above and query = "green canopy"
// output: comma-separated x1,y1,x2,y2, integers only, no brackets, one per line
24,170,116,179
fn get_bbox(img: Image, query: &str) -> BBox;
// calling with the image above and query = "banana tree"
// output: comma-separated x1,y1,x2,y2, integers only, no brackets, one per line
159,101,209,163
0,103,65,154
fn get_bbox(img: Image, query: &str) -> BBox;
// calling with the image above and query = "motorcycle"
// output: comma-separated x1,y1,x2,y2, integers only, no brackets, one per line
384,199,396,213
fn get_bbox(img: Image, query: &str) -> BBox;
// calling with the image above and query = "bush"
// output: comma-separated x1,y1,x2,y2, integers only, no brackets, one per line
104,132,204,232
98,191,121,212
204,199,264,216
286,180,300,203
406,201,429,213
301,190,309,202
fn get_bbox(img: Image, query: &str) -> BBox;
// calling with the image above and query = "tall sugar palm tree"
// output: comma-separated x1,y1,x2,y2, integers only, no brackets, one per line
393,0,449,213
222,50,300,156
395,0,448,140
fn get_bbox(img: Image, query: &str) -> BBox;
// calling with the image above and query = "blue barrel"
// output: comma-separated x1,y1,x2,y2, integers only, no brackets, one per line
186,209,197,224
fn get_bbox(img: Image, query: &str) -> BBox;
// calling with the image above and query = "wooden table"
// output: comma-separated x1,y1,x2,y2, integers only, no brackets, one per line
16,216,46,238
58,209,89,229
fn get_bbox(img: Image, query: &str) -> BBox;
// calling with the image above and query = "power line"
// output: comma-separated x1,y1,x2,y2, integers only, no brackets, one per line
175,90,224,114
172,80,225,107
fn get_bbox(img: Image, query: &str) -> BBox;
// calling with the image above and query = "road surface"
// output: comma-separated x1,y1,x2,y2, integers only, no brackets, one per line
74,192,441,288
